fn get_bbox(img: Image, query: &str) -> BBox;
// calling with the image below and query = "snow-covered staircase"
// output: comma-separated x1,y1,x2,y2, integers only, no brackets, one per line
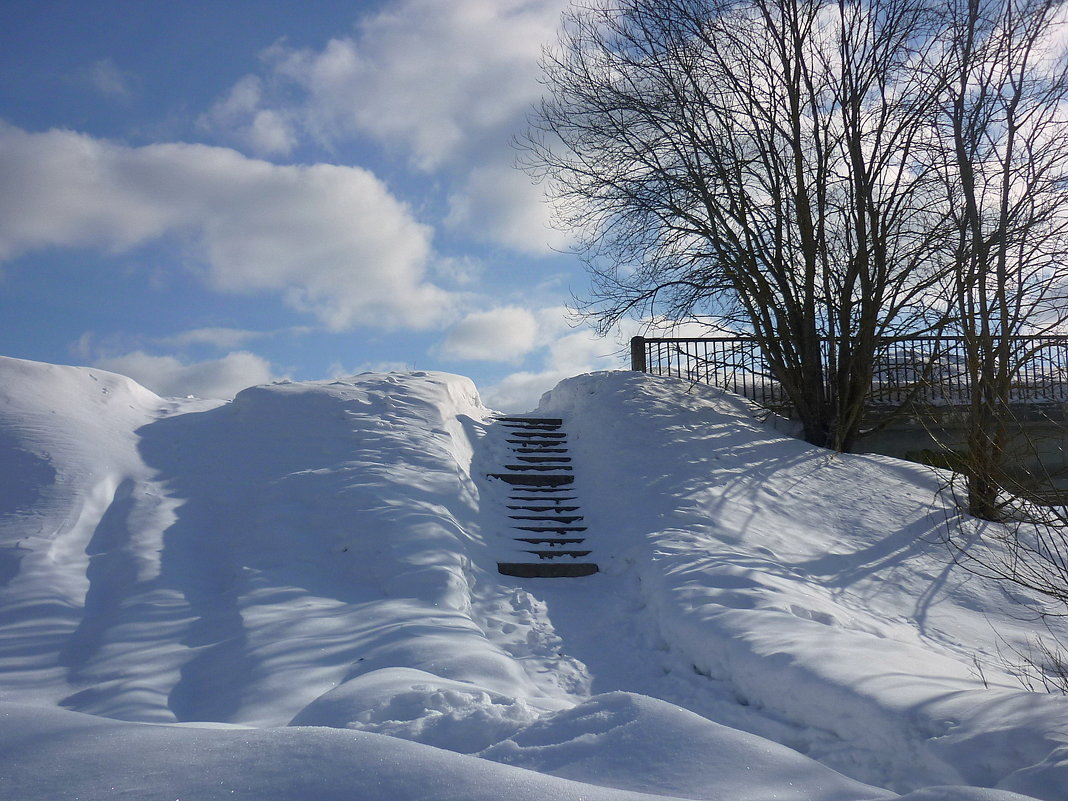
489,417,599,578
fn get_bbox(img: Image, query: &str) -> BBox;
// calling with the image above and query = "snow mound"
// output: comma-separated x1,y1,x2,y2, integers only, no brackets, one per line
0,701,696,801
1,359,1067,801
290,667,539,753
481,690,892,801
536,371,1068,799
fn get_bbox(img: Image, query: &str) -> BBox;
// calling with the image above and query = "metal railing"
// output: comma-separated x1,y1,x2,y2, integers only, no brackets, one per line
631,334,1068,409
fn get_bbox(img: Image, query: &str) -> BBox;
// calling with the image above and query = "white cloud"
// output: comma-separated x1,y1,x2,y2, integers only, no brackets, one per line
160,327,266,350
0,123,452,331
439,306,539,363
446,165,572,254
199,76,297,156
245,109,297,156
481,322,628,411
202,0,570,252
431,255,483,287
95,350,277,399
261,0,566,170
446,307,717,408
547,329,623,374
86,58,134,99
481,369,567,412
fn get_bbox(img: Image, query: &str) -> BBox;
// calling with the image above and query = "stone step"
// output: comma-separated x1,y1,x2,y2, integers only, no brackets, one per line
513,525,588,533
515,537,586,545
504,464,573,472
493,417,596,579
489,473,574,487
524,549,592,560
509,515,584,523
497,416,563,424
508,494,578,503
508,505,581,512
497,562,599,578
509,487,576,494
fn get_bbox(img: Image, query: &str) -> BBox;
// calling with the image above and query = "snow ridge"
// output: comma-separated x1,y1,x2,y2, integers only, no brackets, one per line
0,357,1065,801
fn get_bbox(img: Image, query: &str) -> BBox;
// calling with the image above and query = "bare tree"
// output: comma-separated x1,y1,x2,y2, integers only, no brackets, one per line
525,0,954,450
529,0,1068,685
924,0,1068,519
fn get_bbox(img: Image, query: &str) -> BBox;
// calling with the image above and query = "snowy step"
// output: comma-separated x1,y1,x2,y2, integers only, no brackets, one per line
497,562,599,578
508,515,584,524
514,526,588,535
523,549,592,560
504,463,573,472
491,416,598,579
491,420,563,427
515,537,586,545
508,495,578,504
508,521,585,527
509,493,576,500
506,508,580,514
489,473,574,487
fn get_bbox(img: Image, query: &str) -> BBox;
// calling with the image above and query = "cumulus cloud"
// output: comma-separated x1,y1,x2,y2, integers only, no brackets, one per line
482,313,748,409
439,306,539,363
202,0,569,252
481,322,628,411
445,165,572,254
0,123,452,330
547,329,624,374
199,75,297,156
260,0,566,169
95,350,277,399
481,369,564,412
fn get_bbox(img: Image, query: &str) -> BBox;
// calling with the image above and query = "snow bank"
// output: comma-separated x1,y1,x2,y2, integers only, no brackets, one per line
0,701,693,801
1,358,1066,801
538,372,1068,799
0,356,177,710
481,690,892,801
290,667,539,753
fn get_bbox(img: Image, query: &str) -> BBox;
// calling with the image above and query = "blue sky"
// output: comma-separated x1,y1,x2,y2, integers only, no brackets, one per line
0,0,639,410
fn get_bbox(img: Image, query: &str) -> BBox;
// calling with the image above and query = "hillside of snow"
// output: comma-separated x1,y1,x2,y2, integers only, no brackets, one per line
0,354,1066,801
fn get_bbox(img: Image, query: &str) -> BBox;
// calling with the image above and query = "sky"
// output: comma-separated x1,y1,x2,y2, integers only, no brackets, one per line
0,0,645,411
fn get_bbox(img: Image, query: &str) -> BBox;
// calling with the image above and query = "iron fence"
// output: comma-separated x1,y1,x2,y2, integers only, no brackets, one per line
631,334,1068,409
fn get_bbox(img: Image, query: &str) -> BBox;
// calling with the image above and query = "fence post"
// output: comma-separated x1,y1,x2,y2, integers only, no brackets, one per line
630,336,647,372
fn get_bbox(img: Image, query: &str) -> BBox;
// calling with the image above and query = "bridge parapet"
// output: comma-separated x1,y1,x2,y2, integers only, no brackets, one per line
630,334,1068,409
631,334,1068,494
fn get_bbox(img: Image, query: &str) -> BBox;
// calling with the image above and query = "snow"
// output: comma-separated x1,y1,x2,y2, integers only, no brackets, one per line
1,355,1066,800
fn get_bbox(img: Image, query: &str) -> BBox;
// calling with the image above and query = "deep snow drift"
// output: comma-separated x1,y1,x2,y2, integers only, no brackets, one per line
0,355,1065,801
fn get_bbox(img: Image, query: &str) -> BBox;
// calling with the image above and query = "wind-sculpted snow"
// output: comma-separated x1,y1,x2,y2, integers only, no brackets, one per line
0,357,1065,800
480,691,891,801
536,372,1068,799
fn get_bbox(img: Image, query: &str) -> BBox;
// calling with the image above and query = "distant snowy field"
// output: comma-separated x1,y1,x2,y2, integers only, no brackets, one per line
0,355,1065,801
